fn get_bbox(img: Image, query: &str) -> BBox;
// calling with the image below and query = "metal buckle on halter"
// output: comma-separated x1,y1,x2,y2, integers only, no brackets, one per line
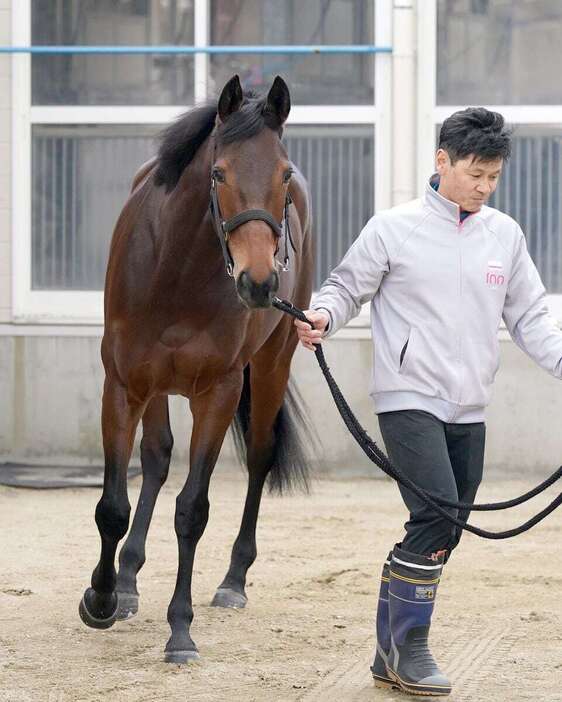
277,256,290,273
226,262,234,277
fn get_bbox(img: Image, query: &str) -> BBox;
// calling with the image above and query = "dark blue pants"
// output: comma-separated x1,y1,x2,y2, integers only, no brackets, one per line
378,410,485,557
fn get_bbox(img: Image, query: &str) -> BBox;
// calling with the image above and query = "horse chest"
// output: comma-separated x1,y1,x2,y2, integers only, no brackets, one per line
172,342,233,377
159,328,242,395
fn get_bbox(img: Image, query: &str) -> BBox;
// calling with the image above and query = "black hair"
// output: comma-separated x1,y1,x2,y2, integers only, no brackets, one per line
438,107,512,164
154,90,282,190
154,103,217,189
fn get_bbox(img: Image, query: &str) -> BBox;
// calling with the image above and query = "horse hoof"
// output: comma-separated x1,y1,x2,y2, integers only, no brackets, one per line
210,587,248,609
164,649,200,664
79,588,118,630
116,591,139,620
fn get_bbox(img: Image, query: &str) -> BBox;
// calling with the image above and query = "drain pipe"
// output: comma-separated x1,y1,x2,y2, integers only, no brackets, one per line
392,0,416,205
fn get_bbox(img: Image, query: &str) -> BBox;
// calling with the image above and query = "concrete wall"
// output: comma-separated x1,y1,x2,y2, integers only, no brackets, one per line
0,0,11,323
1,332,561,478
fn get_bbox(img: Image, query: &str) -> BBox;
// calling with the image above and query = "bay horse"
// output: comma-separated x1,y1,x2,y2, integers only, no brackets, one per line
78,75,314,663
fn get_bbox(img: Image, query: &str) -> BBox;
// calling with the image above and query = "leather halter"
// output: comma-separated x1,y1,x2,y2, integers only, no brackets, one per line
209,173,295,278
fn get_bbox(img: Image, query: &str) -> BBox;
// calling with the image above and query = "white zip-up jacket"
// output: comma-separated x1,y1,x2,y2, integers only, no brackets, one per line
313,176,562,423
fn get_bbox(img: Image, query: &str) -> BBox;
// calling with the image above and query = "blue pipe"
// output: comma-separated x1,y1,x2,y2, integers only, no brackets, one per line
0,44,391,55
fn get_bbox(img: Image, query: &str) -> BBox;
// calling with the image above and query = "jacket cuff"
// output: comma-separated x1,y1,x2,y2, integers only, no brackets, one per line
311,306,334,337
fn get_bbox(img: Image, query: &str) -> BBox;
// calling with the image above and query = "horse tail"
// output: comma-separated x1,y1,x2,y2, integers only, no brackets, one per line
231,365,317,495
231,365,252,469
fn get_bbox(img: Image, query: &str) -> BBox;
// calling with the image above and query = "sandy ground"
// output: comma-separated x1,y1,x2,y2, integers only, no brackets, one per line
1,467,561,702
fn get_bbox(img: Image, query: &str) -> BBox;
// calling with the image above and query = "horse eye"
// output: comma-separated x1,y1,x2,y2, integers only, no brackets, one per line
283,170,293,183
212,168,225,183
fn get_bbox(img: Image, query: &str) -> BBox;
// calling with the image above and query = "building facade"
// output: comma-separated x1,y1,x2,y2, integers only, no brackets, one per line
1,0,562,474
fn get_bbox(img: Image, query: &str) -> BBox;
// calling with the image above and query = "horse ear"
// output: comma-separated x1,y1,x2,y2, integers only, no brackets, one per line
264,76,291,126
218,75,244,123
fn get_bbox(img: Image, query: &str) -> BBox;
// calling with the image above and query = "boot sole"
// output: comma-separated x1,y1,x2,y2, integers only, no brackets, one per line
387,668,452,697
373,675,398,690
370,663,399,690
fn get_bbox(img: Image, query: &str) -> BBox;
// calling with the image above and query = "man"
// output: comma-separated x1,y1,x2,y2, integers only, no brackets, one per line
294,108,562,697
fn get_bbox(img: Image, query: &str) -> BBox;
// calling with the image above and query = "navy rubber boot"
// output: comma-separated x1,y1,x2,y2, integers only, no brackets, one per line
387,545,452,696
370,551,398,689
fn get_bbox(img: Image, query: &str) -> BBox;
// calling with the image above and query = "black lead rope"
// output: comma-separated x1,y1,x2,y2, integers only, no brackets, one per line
272,296,562,540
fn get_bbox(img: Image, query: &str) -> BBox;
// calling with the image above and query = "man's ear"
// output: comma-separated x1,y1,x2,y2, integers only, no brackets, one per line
435,148,450,175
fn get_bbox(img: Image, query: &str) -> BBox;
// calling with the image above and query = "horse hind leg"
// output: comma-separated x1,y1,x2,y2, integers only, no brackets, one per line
212,355,311,609
116,395,173,620
79,378,142,630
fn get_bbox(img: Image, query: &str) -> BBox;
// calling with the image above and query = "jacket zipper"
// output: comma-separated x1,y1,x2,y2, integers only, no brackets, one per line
451,218,465,421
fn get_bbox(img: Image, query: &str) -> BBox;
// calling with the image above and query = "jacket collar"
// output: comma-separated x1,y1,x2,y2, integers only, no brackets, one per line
424,173,475,225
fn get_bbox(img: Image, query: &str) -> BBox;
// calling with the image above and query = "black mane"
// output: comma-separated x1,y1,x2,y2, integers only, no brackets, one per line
154,89,282,191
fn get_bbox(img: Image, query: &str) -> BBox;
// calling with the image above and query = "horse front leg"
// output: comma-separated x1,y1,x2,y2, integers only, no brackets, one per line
164,373,242,664
116,395,173,620
79,377,143,630
212,359,292,609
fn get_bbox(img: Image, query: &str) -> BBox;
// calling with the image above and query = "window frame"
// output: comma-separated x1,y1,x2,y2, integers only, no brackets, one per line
417,0,562,322
11,0,388,325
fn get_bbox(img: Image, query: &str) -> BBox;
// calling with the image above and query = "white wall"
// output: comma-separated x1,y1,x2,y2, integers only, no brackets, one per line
1,332,561,479
0,0,11,323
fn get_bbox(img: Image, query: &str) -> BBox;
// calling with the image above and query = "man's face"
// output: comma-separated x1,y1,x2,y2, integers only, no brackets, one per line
436,149,503,213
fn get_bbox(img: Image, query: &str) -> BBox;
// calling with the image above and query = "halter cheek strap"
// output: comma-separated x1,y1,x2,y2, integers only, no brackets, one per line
209,178,235,277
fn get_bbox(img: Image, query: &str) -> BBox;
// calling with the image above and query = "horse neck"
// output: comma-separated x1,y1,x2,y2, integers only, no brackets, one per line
153,138,225,290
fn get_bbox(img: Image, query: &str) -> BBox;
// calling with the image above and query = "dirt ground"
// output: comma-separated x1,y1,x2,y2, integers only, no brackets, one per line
1,466,561,702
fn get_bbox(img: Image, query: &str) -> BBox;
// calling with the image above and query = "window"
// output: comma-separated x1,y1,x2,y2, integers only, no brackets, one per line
31,124,157,290
210,0,374,104
432,1,562,308
29,123,374,292
490,127,562,293
13,1,381,321
437,0,562,105
32,0,195,105
285,126,374,289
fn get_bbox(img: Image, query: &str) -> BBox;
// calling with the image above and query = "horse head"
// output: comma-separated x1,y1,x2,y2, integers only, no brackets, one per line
211,75,292,309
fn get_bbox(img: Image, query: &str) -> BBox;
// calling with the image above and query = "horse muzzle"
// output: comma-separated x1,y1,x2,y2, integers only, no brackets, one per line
236,270,279,309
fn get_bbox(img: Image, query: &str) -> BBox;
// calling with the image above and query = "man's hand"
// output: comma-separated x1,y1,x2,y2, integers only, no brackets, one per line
294,309,330,351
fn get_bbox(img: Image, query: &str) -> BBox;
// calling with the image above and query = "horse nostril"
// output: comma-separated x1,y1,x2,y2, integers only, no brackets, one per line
236,271,251,297
268,271,279,294
256,271,278,299
238,271,250,289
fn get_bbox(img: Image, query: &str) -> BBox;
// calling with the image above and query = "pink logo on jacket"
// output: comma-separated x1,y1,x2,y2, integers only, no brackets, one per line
486,261,505,288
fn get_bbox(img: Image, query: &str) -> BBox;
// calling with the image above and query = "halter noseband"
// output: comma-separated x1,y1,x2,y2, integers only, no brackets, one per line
209,172,295,278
